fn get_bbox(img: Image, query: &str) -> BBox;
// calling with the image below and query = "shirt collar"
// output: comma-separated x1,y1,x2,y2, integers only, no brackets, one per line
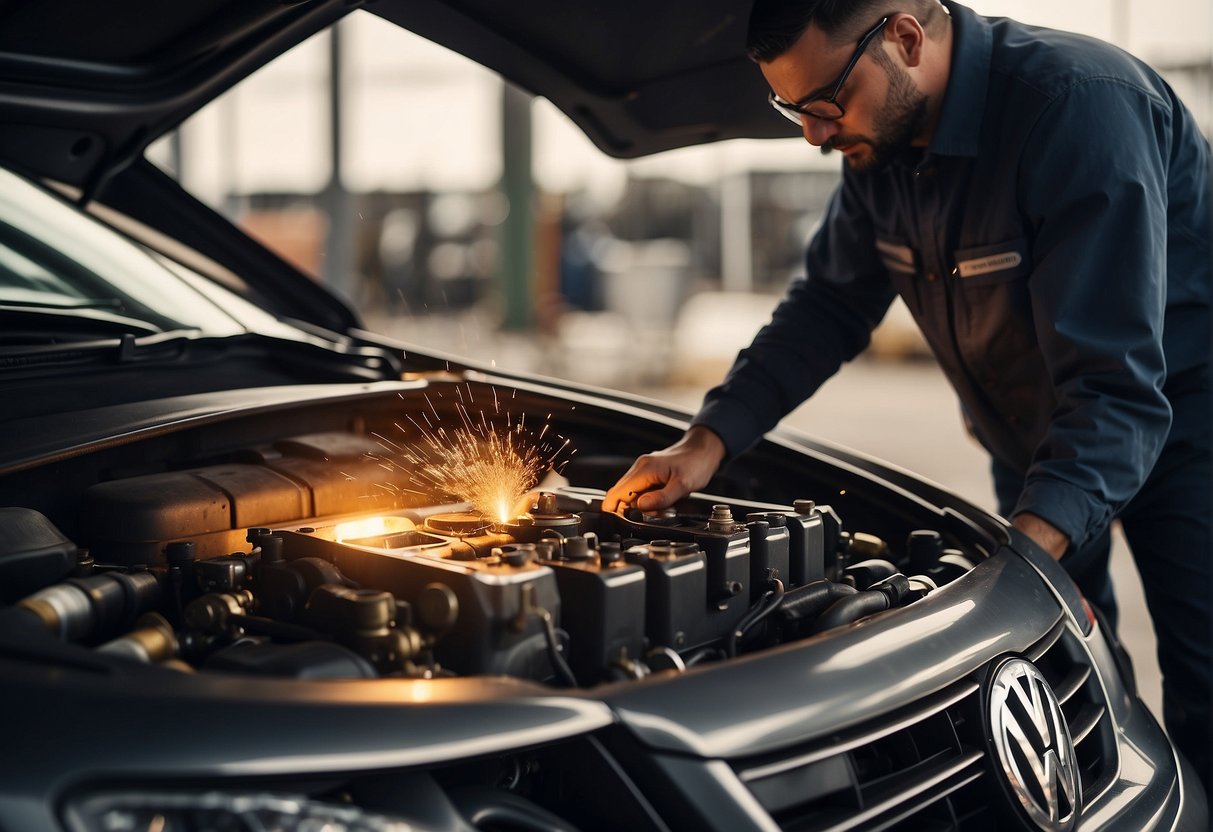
928,1,991,158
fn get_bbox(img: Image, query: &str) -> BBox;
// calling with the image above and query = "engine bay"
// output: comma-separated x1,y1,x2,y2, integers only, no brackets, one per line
2,381,983,687
3,380,1106,832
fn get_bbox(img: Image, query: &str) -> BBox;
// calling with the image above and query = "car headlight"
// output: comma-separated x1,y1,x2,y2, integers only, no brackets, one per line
62,790,423,832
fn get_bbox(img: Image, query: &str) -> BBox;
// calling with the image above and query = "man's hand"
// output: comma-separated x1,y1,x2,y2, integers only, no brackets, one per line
1012,512,1070,560
603,426,727,513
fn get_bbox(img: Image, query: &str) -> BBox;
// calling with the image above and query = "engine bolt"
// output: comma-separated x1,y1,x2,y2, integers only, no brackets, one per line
708,504,735,532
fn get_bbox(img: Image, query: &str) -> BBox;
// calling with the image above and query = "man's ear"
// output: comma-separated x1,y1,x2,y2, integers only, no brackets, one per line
887,13,926,67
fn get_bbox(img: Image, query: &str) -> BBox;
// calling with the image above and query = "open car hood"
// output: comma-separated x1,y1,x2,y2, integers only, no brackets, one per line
371,0,789,157
0,0,786,194
0,0,788,331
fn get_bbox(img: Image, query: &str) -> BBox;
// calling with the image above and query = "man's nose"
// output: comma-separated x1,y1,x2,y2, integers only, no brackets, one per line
802,115,839,146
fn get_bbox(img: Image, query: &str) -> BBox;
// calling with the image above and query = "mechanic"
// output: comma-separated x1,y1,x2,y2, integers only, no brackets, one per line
603,0,1212,791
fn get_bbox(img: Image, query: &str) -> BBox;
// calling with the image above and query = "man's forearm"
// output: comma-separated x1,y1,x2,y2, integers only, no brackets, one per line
1012,512,1070,560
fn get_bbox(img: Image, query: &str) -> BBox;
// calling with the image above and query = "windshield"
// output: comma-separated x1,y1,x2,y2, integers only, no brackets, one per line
0,167,245,337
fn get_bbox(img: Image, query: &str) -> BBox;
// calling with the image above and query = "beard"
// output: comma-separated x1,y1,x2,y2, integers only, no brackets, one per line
823,58,928,174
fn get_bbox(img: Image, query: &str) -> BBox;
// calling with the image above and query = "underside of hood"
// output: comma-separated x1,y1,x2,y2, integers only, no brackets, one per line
0,0,790,194
0,0,354,196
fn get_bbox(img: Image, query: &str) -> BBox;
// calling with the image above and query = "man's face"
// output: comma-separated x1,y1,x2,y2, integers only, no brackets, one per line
761,21,928,172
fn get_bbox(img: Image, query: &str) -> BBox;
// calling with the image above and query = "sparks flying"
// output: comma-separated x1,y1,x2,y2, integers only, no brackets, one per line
381,385,574,524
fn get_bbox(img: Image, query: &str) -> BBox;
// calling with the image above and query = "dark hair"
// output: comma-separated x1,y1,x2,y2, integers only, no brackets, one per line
745,0,945,63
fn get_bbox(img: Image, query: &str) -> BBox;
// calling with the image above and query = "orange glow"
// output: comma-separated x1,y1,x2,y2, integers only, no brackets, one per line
335,516,414,543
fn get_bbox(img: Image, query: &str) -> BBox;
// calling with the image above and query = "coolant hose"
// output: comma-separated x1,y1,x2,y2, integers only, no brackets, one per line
844,558,899,588
809,591,891,635
777,579,857,624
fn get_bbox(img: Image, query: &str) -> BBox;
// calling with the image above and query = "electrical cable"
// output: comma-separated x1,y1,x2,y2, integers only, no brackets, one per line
534,606,578,687
725,577,786,657
229,615,327,642
683,646,726,667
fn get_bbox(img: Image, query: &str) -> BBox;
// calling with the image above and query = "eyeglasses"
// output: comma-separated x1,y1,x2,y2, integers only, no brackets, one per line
768,16,890,124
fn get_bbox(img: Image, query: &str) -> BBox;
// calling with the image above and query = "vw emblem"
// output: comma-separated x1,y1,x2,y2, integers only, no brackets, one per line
987,657,1080,830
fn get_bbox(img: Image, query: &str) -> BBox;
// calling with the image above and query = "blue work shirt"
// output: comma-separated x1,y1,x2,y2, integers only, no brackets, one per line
693,1,1212,551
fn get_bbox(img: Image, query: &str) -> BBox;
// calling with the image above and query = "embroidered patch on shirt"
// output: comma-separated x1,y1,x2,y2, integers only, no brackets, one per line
875,239,916,274
956,250,1023,278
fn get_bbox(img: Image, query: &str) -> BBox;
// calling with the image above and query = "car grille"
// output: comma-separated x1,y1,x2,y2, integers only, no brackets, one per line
729,618,1118,831
1027,617,1119,801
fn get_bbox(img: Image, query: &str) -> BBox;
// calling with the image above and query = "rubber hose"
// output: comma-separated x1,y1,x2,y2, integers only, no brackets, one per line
809,590,891,635
844,558,899,589
778,579,857,623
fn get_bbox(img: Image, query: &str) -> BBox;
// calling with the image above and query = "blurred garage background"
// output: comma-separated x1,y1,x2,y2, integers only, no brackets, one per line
148,0,1213,728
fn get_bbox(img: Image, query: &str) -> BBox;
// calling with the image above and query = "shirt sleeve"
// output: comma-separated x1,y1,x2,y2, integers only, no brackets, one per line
1012,78,1174,551
692,171,898,458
